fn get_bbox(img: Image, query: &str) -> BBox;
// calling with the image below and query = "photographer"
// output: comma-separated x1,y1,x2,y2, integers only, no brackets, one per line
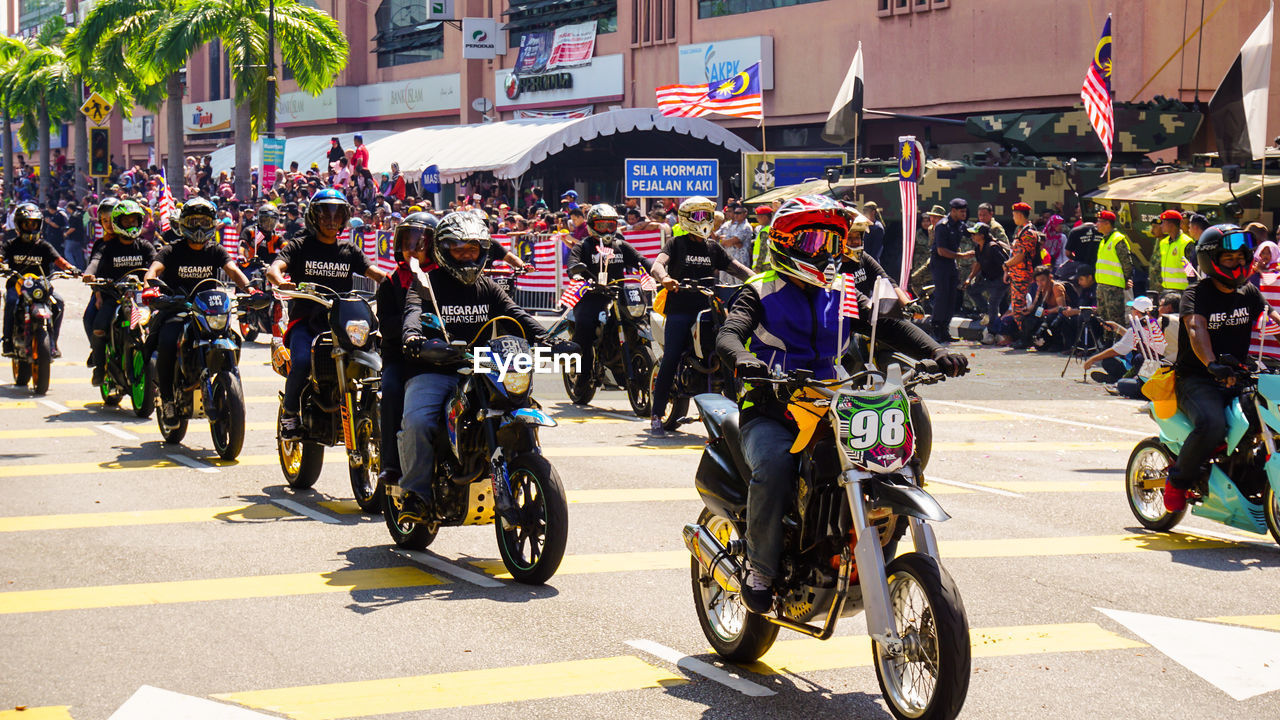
1083,293,1179,396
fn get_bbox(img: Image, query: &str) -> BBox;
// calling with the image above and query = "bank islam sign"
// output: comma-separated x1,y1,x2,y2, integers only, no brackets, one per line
625,159,719,198
678,36,774,90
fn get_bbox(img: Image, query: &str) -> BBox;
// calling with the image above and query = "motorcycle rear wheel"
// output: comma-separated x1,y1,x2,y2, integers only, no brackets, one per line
12,358,30,387
650,362,688,431
626,350,654,417
562,364,596,406
691,508,778,662
209,371,246,460
31,335,50,396
277,405,323,489
874,552,971,720
495,454,568,585
1125,438,1185,531
240,320,259,344
99,381,123,407
383,485,438,550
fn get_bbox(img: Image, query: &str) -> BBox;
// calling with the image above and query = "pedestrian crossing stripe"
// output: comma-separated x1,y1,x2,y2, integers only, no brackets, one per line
0,708,74,719
0,504,295,532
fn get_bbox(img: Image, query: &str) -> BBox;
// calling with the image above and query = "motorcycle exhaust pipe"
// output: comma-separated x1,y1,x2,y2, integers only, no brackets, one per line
682,523,742,594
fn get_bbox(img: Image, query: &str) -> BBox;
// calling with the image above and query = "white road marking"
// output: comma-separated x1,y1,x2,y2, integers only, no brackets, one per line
95,424,139,440
597,410,644,422
1097,608,1280,701
38,399,68,413
626,639,776,697
165,453,220,474
926,475,1024,498
390,548,506,588
929,399,1150,437
108,684,278,719
270,498,342,524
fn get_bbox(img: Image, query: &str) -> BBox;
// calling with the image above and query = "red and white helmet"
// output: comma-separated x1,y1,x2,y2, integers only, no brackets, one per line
767,195,851,287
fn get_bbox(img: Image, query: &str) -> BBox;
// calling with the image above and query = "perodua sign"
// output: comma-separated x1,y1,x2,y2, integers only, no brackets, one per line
462,18,498,59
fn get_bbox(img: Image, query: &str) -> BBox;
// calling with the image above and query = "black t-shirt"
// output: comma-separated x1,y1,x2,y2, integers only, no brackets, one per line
1176,280,1266,377
154,241,232,295
43,210,66,251
1066,223,1103,267
276,234,372,320
839,254,894,298
931,219,963,270
661,235,733,313
85,238,156,281
67,210,87,244
3,238,62,276
972,239,1010,281
569,236,651,283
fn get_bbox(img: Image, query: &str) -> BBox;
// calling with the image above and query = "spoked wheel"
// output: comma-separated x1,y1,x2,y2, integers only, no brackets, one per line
208,371,246,461
1125,438,1185,531
690,507,778,662
31,335,50,396
128,349,155,418
12,358,30,387
383,485,438,550
99,381,123,407
1264,485,1280,546
277,405,323,489
349,408,384,514
650,362,688,431
562,363,596,406
874,552,971,720
626,350,654,417
495,454,568,585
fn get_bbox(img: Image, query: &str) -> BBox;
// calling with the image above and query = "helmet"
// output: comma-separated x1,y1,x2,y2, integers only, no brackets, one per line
13,202,42,242
586,203,620,243
432,211,491,285
178,197,218,248
258,203,278,230
111,200,146,240
768,195,850,287
305,188,350,232
677,196,716,239
843,211,872,261
1196,223,1254,288
98,197,120,235
394,211,439,255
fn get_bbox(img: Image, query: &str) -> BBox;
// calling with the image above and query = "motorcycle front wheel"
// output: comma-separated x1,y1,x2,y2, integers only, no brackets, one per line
495,454,568,585
1125,438,1185,531
383,485,438,550
1264,484,1280,546
626,349,654,417
99,381,123,407
31,333,50,395
873,552,971,720
12,358,30,387
209,371,246,460
349,406,384,513
691,507,778,663
562,363,596,406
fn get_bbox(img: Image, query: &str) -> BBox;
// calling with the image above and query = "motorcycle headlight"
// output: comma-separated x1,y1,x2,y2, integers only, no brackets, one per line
31,288,44,301
503,370,532,395
345,320,371,347
206,313,229,330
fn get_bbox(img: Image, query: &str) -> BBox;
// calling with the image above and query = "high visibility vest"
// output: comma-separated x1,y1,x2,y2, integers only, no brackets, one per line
751,225,771,271
1096,231,1130,288
1159,232,1194,290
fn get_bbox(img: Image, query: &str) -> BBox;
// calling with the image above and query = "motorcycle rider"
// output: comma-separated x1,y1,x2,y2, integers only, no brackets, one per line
715,194,970,614
143,197,255,419
81,200,156,386
839,208,912,305
396,211,576,523
567,203,653,401
266,188,387,440
89,197,120,256
2,202,77,357
251,203,284,265
1166,224,1280,512
649,196,753,435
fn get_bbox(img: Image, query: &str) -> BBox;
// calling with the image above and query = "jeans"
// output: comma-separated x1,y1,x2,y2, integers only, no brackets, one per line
966,279,1006,327
88,296,115,368
1170,374,1236,489
398,372,461,497
4,285,63,350
282,324,318,414
380,359,405,475
652,311,698,415
63,239,86,271
740,415,800,580
929,264,958,338
569,294,609,390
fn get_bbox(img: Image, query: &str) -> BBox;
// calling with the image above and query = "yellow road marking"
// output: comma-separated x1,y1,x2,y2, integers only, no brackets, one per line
132,420,276,435
63,395,277,409
747,622,1144,675
0,708,74,720
0,567,444,615
1204,614,1280,631
0,504,294,532
0,452,343,479
976,479,1119,493
216,656,685,719
0,427,93,439
0,400,37,409
320,487,705,515
472,551,687,578
933,441,1134,452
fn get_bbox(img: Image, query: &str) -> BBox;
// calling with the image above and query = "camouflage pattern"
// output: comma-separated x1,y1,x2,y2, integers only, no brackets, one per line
1096,284,1126,337
965,100,1201,157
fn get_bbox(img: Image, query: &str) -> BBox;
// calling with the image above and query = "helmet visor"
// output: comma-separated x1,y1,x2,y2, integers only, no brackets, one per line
115,213,143,231
438,237,483,252
398,227,431,253
687,210,714,224
16,218,40,234
1221,229,1254,253
776,227,842,257
313,204,348,220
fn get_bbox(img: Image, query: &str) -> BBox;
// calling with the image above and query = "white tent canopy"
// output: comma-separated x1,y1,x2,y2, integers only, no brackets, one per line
206,131,395,179
363,108,758,182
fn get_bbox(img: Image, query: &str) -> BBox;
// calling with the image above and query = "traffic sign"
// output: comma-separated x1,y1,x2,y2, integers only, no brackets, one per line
420,165,441,194
80,92,112,126
624,159,719,198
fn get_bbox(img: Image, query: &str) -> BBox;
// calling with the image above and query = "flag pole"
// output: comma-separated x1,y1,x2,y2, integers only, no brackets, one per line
759,115,768,155
852,119,859,196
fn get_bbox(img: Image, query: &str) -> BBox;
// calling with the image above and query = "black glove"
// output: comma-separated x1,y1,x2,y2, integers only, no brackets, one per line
934,351,970,377
405,336,462,363
735,357,770,380
551,340,581,357
403,336,427,360
1208,361,1235,381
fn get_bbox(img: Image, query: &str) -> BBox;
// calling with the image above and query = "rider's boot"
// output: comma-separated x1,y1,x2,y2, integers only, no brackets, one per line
741,561,774,615
649,415,667,437
280,411,303,440
398,488,433,525
1,338,12,357
89,335,106,386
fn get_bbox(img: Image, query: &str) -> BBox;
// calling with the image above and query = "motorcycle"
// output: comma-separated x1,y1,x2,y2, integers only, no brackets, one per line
87,269,154,417
1126,363,1280,544
149,278,262,460
384,315,569,585
649,280,740,431
273,283,384,512
683,362,971,720
557,267,656,417
4,267,74,395
237,258,277,343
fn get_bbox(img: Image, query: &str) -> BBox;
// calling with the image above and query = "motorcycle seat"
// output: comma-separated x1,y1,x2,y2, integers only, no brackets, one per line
695,393,752,479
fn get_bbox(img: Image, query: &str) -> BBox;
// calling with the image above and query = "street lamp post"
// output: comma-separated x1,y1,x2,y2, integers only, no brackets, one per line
266,0,276,134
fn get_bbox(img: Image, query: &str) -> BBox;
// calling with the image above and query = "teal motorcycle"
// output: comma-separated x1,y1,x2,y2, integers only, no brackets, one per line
1125,365,1280,543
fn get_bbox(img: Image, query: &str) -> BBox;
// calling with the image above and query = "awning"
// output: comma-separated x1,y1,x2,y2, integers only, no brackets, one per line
363,108,758,182
206,131,396,179
1084,169,1280,206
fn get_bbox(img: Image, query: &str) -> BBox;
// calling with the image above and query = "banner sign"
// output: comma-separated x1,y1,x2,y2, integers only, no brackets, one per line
740,151,846,198
547,21,597,69
420,164,441,194
182,99,232,135
514,31,553,75
513,105,594,119
462,17,499,60
261,136,286,191
624,158,719,198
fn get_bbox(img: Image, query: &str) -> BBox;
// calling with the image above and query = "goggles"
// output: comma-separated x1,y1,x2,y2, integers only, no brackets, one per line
775,227,843,257
16,219,40,232
687,210,713,223
591,219,618,234
181,215,216,230
115,214,143,230
1220,230,1254,253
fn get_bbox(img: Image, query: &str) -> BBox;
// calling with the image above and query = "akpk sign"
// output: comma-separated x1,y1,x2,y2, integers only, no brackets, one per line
678,36,774,90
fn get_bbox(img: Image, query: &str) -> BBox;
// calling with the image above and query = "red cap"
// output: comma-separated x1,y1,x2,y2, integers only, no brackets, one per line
1097,210,1117,221
1012,202,1031,213
1159,209,1183,222
755,206,773,216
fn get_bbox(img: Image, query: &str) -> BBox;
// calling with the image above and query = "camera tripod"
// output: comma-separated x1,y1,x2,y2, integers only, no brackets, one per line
1060,306,1104,378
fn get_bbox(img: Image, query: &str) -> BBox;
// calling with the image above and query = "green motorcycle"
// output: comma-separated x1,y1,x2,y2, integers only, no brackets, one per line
88,270,155,418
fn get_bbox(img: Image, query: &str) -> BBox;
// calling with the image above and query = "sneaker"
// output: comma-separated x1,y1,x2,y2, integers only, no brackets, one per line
649,416,667,437
979,314,990,327
1,340,12,357
161,400,180,421
377,469,401,486
397,491,432,525
1103,383,1120,396
1163,480,1188,513
51,347,61,359
280,412,302,440
741,564,773,615
1089,370,1110,384
91,367,105,387
980,331,997,345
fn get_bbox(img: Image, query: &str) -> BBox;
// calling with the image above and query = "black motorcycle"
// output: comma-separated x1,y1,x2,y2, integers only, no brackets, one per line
149,278,262,460
4,267,73,395
237,258,277,343
274,283,384,512
557,267,655,416
87,269,154,417
384,316,568,585
649,280,740,431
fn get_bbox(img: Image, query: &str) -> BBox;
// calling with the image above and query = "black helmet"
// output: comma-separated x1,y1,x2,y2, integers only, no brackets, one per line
13,202,42,242
258,203,278,227
394,211,439,255
97,197,120,235
1196,223,1254,288
178,197,218,248
305,188,350,233
432,211,491,285
586,203,620,243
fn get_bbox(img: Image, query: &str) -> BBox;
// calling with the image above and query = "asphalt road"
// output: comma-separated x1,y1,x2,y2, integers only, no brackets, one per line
3,282,1280,720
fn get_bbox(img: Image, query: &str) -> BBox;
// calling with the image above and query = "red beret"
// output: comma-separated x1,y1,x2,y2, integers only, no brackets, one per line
1097,210,1117,221
1159,209,1183,222
755,206,773,216
1012,202,1031,213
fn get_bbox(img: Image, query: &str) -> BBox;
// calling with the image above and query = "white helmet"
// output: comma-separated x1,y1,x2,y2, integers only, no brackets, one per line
677,196,716,239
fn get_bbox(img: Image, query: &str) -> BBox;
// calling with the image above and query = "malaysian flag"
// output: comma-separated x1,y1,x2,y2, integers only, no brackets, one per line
221,224,240,257
898,136,924,289
337,227,351,244
839,273,860,319
515,236,561,292
656,62,764,120
1253,271,1280,359
628,272,657,292
129,299,143,329
622,228,664,261
156,177,175,233
559,279,587,309
1081,16,1114,171
362,229,377,263
375,230,397,273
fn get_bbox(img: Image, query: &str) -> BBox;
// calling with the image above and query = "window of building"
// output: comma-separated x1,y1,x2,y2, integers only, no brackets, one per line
17,0,61,34
372,0,445,68
698,0,826,18
504,0,618,47
633,0,675,46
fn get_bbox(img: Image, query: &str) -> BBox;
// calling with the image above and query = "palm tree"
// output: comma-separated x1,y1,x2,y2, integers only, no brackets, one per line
0,36,30,201
7,19,79,205
153,0,348,200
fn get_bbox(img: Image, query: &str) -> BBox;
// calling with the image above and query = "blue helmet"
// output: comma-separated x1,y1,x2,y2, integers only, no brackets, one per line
305,188,350,231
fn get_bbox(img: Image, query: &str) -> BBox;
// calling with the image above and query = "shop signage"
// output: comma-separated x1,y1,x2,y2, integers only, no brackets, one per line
277,88,338,125
426,0,455,20
494,54,623,110
462,17,499,60
741,152,846,197
505,72,573,100
261,137,286,191
346,74,460,120
182,98,232,135
678,36,774,90
421,165,441,194
514,30,553,76
514,106,594,119
122,114,154,143
624,159,719,198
